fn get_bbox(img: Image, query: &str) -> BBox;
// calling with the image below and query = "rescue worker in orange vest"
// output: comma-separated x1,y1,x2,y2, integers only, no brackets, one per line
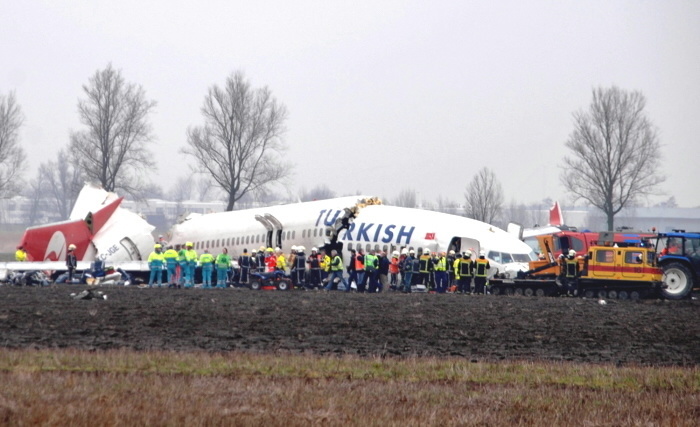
474,250,490,295
264,247,276,273
355,248,366,293
389,251,400,290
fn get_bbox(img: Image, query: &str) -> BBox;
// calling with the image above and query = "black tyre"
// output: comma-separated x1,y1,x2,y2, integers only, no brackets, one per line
524,288,534,297
607,290,618,299
630,291,640,300
661,262,694,300
250,280,262,291
514,288,524,296
597,290,607,299
618,290,629,300
505,288,514,296
535,288,545,297
583,290,595,299
491,287,501,295
277,280,291,291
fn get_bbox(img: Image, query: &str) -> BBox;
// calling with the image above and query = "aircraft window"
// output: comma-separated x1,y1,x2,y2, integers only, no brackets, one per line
244,236,248,245
383,245,388,253
501,253,514,264
513,253,533,263
195,242,200,250
313,229,317,237
216,239,220,248
234,237,238,246
302,230,306,238
366,244,371,252
488,251,502,264
348,243,353,250
375,244,380,251
596,250,614,263
292,231,296,239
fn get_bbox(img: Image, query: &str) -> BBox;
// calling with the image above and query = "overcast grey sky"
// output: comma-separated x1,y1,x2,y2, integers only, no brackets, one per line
2,0,699,207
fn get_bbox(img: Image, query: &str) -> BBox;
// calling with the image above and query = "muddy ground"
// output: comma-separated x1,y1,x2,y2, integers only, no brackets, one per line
0,286,698,366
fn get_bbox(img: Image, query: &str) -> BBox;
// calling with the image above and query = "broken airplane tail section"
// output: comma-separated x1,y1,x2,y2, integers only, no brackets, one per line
18,183,156,263
549,201,564,227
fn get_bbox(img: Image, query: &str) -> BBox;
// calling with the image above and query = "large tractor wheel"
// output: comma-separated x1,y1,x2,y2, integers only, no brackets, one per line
250,280,262,291
661,262,693,300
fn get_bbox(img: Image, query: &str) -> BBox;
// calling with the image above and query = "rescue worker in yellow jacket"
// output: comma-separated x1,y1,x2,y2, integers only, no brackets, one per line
147,244,165,287
199,249,215,288
15,246,27,262
184,242,198,288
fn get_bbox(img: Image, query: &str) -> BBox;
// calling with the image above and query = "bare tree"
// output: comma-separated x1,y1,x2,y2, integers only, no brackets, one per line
183,71,290,211
69,63,157,198
561,86,664,230
465,167,504,224
435,195,460,215
38,149,84,220
0,91,26,198
393,189,418,208
169,176,193,203
299,184,336,202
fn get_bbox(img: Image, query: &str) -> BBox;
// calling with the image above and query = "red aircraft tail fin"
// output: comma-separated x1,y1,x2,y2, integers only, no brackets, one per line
549,201,564,226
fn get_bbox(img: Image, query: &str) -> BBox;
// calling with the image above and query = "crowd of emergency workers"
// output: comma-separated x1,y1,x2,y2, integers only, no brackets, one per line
140,239,492,294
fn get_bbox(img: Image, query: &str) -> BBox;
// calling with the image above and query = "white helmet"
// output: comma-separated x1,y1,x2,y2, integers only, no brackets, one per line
311,247,318,252
465,250,472,257
392,251,399,257
409,249,415,254
298,246,305,252
479,250,485,257
448,250,455,255
424,250,431,256
568,249,576,257
68,244,77,250
291,245,298,252
401,248,408,255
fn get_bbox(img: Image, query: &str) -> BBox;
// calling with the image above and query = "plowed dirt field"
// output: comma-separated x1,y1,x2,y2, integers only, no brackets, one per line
1,286,698,365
